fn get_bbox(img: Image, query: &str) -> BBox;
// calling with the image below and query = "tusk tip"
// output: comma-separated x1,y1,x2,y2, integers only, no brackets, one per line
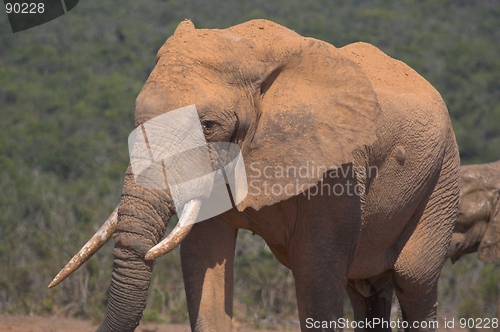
48,269,69,288
48,278,60,289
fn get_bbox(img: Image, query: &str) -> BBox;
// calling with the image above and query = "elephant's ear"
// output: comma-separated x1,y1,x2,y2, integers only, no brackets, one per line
478,198,500,263
156,20,196,62
174,19,195,35
237,38,383,211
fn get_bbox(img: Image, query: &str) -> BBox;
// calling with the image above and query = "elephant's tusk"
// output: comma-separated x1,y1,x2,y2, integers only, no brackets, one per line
48,205,119,288
145,199,201,260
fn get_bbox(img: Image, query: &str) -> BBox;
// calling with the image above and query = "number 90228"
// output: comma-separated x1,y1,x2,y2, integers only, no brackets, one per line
459,318,499,329
5,2,45,14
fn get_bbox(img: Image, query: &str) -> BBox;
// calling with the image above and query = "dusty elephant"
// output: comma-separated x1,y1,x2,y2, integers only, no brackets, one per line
49,19,460,331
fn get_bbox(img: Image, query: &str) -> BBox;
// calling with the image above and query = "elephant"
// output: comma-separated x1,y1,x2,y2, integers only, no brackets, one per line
48,19,460,331
448,160,500,324
447,160,500,264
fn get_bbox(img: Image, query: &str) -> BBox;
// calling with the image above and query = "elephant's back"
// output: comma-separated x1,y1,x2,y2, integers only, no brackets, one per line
339,43,452,135
339,42,443,109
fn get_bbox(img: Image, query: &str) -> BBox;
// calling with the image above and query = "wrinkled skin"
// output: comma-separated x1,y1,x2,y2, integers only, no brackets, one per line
447,160,500,264
54,20,460,332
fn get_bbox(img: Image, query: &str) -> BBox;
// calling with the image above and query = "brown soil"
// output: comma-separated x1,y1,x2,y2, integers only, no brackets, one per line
0,314,300,332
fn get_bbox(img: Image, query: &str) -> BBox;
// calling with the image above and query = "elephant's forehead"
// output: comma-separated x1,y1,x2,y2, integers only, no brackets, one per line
146,57,209,87
134,75,237,126
156,31,247,72
135,85,198,124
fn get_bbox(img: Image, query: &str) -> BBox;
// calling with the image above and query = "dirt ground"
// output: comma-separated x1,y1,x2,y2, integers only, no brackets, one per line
0,314,300,332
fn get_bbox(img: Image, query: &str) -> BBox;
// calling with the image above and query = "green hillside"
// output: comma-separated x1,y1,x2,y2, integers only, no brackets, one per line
0,0,499,325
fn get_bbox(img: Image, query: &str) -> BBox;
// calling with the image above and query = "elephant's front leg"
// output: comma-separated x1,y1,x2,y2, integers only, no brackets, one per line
291,218,358,332
291,182,364,331
293,250,348,332
180,217,237,331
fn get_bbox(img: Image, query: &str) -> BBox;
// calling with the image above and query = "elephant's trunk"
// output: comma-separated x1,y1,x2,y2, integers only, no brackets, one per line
97,168,175,331
96,240,155,332
97,199,201,331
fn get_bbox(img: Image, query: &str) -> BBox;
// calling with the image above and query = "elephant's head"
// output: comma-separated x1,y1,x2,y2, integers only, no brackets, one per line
49,19,384,331
447,161,500,264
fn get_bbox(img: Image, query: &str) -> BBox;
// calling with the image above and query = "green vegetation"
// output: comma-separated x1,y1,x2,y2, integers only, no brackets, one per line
1,0,499,326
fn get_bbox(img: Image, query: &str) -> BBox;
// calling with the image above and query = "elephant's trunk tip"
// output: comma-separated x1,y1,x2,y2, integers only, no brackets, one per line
144,199,201,260
48,205,119,288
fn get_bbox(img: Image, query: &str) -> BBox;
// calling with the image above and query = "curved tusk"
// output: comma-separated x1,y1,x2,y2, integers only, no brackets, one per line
48,205,119,288
145,199,201,261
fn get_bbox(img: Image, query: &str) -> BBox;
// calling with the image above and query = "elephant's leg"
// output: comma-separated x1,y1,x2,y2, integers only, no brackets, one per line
293,260,347,332
291,171,364,331
346,279,394,332
346,282,367,329
394,226,442,332
393,212,449,331
180,217,237,332
393,147,459,331
292,226,356,332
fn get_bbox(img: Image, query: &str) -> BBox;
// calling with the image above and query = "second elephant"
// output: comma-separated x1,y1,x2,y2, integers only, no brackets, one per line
448,160,500,264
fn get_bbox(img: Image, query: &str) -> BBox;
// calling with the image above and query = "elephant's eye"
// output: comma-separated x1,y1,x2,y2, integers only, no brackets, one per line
202,120,217,134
